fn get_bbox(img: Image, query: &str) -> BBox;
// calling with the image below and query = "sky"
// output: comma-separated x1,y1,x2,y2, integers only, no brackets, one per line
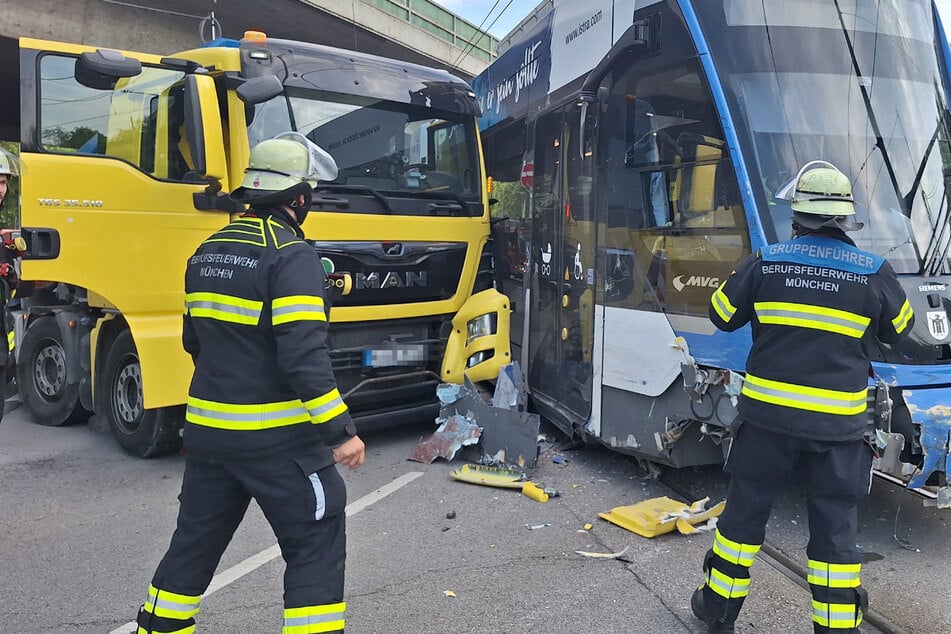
430,0,541,39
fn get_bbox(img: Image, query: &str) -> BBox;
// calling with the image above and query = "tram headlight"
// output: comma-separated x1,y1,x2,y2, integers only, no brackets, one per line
466,313,497,345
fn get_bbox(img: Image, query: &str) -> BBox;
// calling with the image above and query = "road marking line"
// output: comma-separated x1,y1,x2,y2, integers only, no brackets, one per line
110,471,424,634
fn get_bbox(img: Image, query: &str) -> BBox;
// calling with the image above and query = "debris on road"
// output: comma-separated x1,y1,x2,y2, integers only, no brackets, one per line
450,463,526,488
410,414,482,464
450,463,555,503
552,454,568,465
446,510,456,520
443,590,456,598
599,496,725,538
525,523,552,530
431,367,540,470
521,482,549,503
575,546,630,560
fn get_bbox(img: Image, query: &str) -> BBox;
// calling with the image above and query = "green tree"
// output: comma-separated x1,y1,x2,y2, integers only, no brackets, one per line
0,140,19,228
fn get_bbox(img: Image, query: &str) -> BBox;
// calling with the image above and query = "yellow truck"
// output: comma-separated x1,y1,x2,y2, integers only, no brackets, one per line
6,31,510,456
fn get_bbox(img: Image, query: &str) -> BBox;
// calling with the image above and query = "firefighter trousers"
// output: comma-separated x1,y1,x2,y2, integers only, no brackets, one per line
697,424,872,633
136,450,348,634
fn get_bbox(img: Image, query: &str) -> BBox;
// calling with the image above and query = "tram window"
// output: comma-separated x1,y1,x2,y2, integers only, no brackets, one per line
600,55,750,315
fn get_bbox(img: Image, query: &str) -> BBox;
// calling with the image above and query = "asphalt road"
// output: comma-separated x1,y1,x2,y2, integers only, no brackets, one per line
1,402,947,633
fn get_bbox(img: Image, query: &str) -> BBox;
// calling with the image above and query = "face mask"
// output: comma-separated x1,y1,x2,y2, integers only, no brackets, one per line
290,188,314,225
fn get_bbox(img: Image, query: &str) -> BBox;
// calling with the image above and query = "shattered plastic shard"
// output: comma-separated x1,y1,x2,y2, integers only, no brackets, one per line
410,414,482,464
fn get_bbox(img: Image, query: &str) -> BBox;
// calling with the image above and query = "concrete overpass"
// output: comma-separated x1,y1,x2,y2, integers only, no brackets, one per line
0,0,499,139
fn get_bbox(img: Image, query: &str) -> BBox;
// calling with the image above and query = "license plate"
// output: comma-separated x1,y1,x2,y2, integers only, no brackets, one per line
363,344,427,368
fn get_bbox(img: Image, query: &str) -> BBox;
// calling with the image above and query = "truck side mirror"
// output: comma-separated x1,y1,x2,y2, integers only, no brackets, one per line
75,49,142,91
183,74,227,184
236,75,284,105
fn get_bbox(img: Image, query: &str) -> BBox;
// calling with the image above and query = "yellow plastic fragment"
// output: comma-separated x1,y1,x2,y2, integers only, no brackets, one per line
583,523,593,531
598,496,725,539
449,463,526,489
444,590,456,598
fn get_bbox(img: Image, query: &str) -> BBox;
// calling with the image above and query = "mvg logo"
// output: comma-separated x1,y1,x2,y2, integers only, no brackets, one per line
673,275,720,292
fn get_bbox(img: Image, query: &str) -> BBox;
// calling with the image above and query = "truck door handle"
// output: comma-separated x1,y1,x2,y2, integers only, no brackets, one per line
20,227,61,259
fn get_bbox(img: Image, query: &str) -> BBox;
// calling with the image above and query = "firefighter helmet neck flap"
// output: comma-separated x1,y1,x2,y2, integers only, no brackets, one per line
230,132,338,225
776,160,863,232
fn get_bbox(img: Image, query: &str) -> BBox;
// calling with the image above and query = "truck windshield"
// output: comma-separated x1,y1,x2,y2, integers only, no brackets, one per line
247,89,483,216
695,0,951,274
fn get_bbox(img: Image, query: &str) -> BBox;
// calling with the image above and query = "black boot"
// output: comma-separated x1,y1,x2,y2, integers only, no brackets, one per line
691,587,736,633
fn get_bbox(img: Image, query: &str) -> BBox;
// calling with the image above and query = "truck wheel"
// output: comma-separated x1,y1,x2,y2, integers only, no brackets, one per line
17,316,88,426
100,330,182,458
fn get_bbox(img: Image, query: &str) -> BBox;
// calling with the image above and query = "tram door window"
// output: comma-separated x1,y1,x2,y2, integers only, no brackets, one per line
599,57,750,316
528,104,594,421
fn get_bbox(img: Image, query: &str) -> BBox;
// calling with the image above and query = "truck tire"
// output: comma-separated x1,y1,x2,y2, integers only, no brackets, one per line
17,316,89,426
100,330,182,458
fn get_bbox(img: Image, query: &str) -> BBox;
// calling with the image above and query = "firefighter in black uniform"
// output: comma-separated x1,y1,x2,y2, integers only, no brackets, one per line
136,132,365,634
690,161,914,633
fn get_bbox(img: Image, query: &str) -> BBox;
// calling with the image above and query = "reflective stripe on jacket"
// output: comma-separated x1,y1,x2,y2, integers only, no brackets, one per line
709,233,912,440
182,211,351,456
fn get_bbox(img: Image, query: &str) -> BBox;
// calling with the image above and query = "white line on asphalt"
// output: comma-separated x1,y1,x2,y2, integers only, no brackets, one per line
109,471,424,634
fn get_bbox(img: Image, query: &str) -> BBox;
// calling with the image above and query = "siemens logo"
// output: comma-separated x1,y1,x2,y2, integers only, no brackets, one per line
353,271,428,289
673,275,720,292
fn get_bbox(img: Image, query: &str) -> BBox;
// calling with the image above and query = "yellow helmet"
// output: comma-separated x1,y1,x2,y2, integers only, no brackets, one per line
231,132,337,204
0,148,19,177
777,160,862,231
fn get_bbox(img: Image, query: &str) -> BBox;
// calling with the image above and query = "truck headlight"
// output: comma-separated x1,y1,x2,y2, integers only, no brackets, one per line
466,313,497,345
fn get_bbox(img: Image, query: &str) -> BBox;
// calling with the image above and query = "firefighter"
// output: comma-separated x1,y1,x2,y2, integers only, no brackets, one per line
690,161,914,633
136,132,365,634
0,147,16,211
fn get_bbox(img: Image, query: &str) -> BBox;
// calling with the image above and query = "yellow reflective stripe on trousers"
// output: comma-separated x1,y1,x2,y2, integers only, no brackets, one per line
892,299,914,334
272,294,326,326
186,397,310,430
807,560,861,588
304,389,348,424
143,584,200,619
754,301,870,338
284,602,346,633
711,283,737,322
706,567,750,599
712,529,760,567
185,292,263,326
742,373,867,416
812,599,862,628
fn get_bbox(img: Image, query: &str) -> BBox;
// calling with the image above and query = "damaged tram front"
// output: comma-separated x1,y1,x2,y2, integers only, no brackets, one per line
476,0,951,504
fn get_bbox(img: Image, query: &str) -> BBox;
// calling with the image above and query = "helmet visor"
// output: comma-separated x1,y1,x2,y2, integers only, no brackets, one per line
272,131,338,184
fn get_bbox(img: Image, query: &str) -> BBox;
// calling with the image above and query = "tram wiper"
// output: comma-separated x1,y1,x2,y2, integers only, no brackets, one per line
315,184,394,214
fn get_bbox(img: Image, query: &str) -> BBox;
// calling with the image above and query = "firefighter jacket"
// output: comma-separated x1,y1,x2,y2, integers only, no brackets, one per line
181,208,353,458
710,232,913,441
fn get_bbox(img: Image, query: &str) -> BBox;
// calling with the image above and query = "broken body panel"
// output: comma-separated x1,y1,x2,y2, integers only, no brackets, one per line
476,0,951,503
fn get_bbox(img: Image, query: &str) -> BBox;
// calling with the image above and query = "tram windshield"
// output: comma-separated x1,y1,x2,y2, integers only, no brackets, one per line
696,0,951,274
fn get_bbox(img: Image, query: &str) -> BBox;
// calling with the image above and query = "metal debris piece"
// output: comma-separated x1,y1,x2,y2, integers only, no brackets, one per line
552,454,568,465
575,546,630,559
446,510,456,520
892,505,920,552
446,376,541,470
525,523,552,530
410,414,482,464
902,390,951,490
492,361,525,409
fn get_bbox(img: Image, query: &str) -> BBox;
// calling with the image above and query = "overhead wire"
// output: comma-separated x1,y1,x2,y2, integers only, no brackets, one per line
451,0,516,70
